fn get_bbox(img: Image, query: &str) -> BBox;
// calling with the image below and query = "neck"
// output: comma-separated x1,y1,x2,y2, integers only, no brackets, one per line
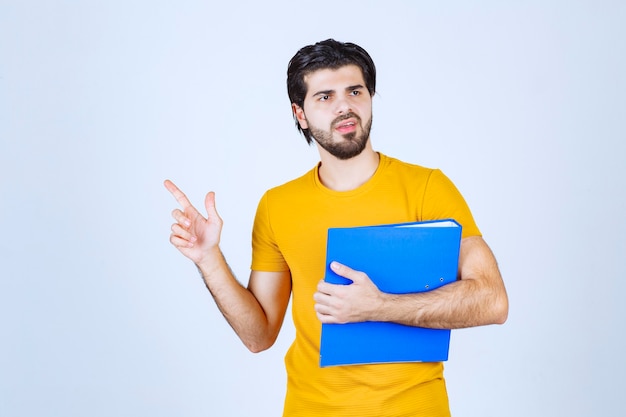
317,143,380,191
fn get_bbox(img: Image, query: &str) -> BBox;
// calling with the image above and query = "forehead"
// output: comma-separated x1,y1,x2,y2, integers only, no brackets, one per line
303,64,366,95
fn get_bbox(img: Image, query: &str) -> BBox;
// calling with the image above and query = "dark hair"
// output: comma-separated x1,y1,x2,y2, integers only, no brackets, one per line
287,39,377,144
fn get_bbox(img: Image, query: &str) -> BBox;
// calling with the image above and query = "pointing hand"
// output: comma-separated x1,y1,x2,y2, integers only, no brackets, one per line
164,179,223,265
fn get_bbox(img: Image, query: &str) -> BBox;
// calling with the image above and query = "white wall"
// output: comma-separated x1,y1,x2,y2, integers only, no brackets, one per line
1,1,624,416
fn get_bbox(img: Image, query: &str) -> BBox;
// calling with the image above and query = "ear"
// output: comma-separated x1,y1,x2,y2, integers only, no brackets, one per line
292,103,308,129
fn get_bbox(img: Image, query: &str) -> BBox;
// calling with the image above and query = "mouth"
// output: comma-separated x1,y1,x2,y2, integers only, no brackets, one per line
334,120,358,134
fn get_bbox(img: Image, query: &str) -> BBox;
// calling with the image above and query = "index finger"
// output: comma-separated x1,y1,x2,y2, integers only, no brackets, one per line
164,179,193,209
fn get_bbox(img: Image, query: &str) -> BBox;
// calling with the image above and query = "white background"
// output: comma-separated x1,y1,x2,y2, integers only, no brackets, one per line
1,1,625,416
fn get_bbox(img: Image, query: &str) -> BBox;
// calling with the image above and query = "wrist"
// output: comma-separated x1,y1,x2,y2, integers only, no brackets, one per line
195,246,225,280
376,292,397,322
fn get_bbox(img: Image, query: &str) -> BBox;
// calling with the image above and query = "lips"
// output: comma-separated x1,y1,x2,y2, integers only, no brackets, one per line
334,119,357,133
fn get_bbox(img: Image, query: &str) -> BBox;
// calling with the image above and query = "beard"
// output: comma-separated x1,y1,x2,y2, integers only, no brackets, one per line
308,112,373,160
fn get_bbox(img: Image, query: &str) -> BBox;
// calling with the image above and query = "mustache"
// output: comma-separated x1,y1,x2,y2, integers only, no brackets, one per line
332,112,361,128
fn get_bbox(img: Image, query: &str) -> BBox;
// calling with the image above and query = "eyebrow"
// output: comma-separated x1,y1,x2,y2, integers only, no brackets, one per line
312,84,365,97
312,89,335,97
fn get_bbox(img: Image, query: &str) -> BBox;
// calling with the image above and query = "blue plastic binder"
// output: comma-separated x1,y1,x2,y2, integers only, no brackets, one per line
320,219,462,367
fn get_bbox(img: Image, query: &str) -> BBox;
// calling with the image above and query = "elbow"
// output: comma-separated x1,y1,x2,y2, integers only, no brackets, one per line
492,294,509,325
240,319,283,353
243,335,277,354
246,342,272,354
493,310,508,325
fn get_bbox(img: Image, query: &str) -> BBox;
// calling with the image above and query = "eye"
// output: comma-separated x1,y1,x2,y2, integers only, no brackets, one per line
319,95,330,102
350,90,360,96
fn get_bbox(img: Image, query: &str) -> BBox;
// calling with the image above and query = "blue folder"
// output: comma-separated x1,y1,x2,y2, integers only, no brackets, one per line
320,219,462,367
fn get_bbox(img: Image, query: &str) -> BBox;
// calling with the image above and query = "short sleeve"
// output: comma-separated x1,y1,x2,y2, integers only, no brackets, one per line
421,169,481,239
250,191,290,272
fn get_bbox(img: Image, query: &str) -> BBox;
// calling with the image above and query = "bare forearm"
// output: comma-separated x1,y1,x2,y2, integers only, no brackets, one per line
376,237,508,329
315,235,508,328
378,278,508,329
196,248,276,352
165,183,287,352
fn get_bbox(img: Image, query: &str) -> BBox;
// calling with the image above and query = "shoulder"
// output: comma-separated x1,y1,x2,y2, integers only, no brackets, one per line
377,153,440,190
380,153,435,176
256,164,319,212
267,166,316,195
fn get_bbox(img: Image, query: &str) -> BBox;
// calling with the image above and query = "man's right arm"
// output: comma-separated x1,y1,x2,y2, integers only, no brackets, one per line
197,249,291,353
165,180,291,352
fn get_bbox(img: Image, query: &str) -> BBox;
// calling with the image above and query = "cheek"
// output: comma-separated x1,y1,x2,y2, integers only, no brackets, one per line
301,109,325,129
358,106,373,123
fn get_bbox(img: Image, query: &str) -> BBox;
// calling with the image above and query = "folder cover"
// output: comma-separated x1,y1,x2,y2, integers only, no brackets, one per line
320,219,462,367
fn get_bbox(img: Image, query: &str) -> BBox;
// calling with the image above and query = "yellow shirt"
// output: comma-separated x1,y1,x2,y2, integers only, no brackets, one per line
252,154,480,417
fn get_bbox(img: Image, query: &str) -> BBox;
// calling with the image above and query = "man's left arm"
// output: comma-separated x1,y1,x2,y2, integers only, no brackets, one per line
314,236,509,329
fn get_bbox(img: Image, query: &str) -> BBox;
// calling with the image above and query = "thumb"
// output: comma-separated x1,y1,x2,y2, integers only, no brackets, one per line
330,261,363,283
204,191,221,219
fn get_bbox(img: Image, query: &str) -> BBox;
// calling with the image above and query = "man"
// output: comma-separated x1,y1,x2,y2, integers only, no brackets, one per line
165,39,508,416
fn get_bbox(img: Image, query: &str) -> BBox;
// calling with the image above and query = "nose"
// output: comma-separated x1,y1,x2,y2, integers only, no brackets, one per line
334,96,352,115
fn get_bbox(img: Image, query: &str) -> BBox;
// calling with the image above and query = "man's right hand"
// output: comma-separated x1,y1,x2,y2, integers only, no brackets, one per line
164,179,292,353
164,179,223,265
